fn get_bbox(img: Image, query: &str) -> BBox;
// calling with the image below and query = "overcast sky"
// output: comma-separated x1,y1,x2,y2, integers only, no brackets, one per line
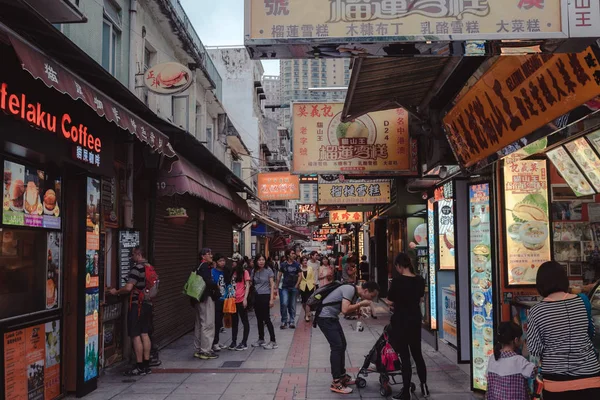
180,0,280,76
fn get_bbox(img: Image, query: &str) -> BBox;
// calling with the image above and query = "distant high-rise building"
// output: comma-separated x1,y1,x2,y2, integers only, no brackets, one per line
262,75,281,123
280,59,350,128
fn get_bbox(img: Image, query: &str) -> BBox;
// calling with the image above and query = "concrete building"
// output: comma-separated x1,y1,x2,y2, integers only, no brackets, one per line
262,74,282,123
280,58,351,128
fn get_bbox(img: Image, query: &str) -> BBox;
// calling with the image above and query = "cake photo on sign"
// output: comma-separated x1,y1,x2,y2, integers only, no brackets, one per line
509,193,549,250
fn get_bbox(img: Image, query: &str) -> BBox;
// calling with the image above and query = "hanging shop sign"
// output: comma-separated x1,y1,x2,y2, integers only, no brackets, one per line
563,136,600,193
3,160,62,229
547,146,596,197
427,199,437,330
469,183,494,392
144,62,193,95
444,48,600,168
299,174,318,183
296,203,316,213
294,212,308,226
318,180,391,205
292,103,416,174
257,171,300,201
329,209,363,224
247,0,575,43
83,178,100,382
316,227,347,235
4,320,61,400
503,160,551,286
438,199,455,270
118,230,140,289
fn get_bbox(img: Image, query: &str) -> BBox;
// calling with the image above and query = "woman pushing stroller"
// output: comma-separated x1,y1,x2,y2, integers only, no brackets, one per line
384,253,429,399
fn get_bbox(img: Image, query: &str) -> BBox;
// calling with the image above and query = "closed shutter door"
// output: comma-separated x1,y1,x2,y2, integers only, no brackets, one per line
152,195,199,348
203,208,233,256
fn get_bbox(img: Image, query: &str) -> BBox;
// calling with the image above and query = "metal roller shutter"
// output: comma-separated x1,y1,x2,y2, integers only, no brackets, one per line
203,207,233,257
152,195,199,348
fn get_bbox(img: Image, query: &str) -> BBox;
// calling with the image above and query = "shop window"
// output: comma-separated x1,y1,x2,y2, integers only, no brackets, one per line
232,161,242,178
206,124,214,152
102,0,122,77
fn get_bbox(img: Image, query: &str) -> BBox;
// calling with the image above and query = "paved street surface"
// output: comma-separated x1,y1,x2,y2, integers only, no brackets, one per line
76,303,483,400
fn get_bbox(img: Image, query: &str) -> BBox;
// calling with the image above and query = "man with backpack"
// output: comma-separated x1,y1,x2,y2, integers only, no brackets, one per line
193,248,219,360
109,246,158,376
311,281,380,394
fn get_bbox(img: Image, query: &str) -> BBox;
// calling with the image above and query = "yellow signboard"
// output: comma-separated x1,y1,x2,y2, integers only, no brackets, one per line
247,0,564,41
318,181,391,205
292,103,411,174
329,210,363,224
444,48,600,167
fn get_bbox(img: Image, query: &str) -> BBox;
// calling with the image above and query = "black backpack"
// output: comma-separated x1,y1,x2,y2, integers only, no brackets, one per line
307,281,356,327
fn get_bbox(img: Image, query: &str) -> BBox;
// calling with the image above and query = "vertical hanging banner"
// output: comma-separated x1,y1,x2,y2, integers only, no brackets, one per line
257,172,300,201
443,48,600,167
438,199,455,270
329,210,363,224
427,199,437,331
503,160,551,286
292,103,415,174
84,178,100,382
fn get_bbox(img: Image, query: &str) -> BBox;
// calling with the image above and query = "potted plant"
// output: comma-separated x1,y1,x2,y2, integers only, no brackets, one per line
165,207,188,225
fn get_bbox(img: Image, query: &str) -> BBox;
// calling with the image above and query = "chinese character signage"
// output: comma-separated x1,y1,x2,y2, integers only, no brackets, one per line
469,183,493,391
438,199,455,270
247,0,569,42
296,204,316,213
329,209,363,224
144,62,193,95
443,49,600,167
294,212,308,226
318,180,391,205
503,160,551,286
3,161,61,229
427,199,437,331
257,172,300,201
292,103,413,174
4,320,61,400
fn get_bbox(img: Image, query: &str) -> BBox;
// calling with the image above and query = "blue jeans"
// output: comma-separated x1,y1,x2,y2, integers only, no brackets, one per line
279,287,298,325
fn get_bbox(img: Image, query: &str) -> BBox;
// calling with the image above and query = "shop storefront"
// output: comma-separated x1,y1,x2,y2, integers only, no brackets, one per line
0,27,174,398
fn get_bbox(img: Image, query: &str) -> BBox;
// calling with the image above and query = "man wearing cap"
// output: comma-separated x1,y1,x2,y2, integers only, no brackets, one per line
193,248,219,360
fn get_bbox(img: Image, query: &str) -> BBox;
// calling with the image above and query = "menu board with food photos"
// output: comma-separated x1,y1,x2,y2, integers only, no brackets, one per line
469,183,494,391
503,160,552,286
438,199,455,270
547,147,595,197
2,161,61,229
564,138,600,192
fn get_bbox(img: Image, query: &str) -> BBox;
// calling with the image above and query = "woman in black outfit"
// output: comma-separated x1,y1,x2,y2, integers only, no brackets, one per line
384,253,428,399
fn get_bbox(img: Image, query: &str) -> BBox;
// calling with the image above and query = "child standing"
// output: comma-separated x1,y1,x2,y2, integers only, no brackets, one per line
486,322,537,400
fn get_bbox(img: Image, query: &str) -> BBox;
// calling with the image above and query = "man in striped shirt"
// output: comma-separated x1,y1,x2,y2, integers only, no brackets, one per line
109,246,152,376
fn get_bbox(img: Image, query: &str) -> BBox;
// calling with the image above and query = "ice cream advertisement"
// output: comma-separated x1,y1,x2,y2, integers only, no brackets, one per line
503,160,551,286
2,161,61,229
469,183,494,391
438,199,455,270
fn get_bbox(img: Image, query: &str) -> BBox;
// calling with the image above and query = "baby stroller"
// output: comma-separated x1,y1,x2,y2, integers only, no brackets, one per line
355,324,416,397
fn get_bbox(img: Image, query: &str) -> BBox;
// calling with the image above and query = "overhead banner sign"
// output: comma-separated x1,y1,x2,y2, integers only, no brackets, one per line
329,209,363,224
257,172,300,201
292,103,415,174
247,0,573,42
318,180,391,205
443,48,600,168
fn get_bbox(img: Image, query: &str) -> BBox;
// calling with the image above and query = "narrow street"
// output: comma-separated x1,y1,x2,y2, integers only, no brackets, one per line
78,303,480,400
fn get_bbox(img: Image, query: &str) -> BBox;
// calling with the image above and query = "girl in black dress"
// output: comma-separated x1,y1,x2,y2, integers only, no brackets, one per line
384,253,429,399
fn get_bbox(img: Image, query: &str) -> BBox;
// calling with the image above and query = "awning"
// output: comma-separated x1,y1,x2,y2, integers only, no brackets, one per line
342,57,482,122
158,156,251,221
6,32,175,157
251,211,310,242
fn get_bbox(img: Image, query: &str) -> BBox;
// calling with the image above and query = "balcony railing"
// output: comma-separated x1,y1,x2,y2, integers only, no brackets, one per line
168,0,222,103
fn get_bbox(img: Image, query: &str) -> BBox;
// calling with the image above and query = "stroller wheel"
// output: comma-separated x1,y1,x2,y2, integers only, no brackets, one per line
410,382,416,392
379,383,392,397
356,377,367,388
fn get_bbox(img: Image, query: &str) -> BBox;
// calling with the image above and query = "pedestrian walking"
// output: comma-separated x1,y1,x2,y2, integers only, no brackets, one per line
229,258,251,351
251,254,278,349
108,246,154,376
384,253,428,399
527,261,600,399
307,251,321,288
192,248,219,360
278,249,301,329
486,321,536,400
342,256,358,284
359,255,369,281
211,253,227,352
315,281,379,394
299,256,315,323
319,261,334,287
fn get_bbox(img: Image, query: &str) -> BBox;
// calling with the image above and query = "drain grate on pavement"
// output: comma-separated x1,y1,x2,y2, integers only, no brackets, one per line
221,361,244,368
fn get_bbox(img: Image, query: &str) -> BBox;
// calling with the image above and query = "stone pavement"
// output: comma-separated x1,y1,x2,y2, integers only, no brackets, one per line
77,302,483,400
